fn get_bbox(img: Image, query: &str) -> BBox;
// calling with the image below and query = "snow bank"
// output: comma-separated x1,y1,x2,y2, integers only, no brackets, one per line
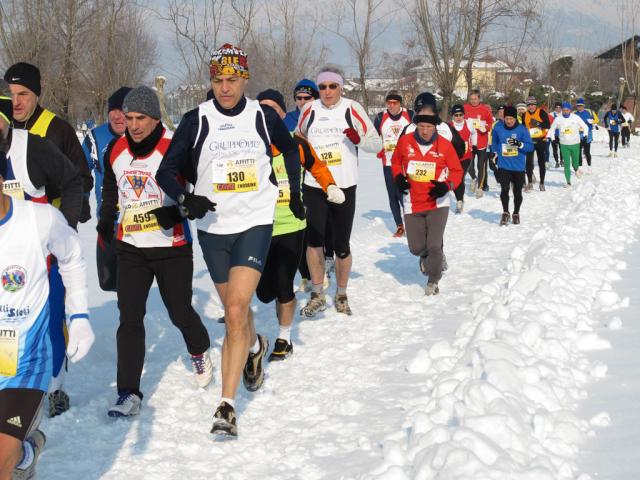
370,161,640,479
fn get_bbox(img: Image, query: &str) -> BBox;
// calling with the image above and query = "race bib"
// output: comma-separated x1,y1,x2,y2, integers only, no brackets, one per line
315,142,342,166
610,120,616,126
622,122,629,127
214,158,259,193
562,127,574,136
472,119,485,131
502,144,518,157
383,140,397,152
529,128,542,137
0,327,18,377
121,199,161,234
407,161,436,182
2,180,25,200
277,178,290,206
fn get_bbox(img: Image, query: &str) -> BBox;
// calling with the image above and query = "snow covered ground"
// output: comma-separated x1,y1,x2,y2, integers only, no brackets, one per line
38,136,639,479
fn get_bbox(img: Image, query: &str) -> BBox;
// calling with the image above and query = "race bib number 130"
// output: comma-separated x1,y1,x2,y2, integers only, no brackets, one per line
214,159,259,193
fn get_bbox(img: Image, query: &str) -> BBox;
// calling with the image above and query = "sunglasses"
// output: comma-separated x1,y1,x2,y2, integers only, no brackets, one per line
296,95,313,101
319,83,339,91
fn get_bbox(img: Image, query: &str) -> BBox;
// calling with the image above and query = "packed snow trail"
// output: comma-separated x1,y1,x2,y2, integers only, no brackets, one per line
37,140,638,479
577,236,640,480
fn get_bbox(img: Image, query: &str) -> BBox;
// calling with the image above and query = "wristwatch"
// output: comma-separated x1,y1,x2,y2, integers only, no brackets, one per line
178,193,186,205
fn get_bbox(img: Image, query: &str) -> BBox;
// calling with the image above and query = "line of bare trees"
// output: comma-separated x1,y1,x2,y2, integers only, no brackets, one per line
0,0,155,124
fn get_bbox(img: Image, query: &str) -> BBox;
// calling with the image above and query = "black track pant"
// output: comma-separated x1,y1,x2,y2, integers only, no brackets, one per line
257,229,304,304
579,139,592,166
498,169,525,215
525,140,546,185
473,148,489,189
454,159,471,201
609,131,620,152
621,127,631,146
552,138,563,164
115,242,210,397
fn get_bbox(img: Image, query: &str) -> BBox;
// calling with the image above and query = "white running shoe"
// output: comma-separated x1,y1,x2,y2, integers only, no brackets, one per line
108,392,142,417
576,168,584,178
191,350,213,388
587,166,592,175
608,151,613,157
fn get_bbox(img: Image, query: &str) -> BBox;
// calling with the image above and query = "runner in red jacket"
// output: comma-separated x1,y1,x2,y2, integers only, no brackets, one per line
463,89,494,197
391,113,463,295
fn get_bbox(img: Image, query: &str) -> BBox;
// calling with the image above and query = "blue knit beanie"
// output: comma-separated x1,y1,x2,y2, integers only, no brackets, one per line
293,79,319,99
561,101,571,110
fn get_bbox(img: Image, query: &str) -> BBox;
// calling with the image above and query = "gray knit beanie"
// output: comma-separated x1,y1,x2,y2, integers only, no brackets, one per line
123,86,161,119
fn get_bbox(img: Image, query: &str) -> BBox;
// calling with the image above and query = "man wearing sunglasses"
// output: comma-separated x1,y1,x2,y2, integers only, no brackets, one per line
283,79,319,132
374,90,413,237
296,66,381,317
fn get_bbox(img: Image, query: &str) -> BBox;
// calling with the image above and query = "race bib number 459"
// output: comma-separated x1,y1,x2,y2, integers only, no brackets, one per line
121,199,161,234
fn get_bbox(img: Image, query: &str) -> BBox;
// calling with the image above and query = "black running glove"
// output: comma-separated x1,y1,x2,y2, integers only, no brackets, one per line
428,180,450,199
96,217,115,243
507,137,523,148
179,192,216,220
395,174,410,194
289,193,306,220
150,206,184,230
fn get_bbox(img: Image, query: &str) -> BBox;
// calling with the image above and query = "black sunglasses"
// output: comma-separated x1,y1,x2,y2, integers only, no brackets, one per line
296,95,313,101
319,84,339,91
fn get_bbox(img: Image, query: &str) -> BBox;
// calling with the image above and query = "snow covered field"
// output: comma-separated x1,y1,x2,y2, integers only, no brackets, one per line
38,136,639,479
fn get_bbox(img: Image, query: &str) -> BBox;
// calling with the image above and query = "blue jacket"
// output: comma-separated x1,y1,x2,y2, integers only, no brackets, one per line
491,122,534,171
283,108,300,132
574,109,596,142
81,123,119,217
604,111,623,134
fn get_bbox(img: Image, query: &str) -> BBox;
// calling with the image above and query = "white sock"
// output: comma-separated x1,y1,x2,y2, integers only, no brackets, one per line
278,326,292,343
220,397,235,408
336,286,347,296
16,441,34,470
249,337,260,354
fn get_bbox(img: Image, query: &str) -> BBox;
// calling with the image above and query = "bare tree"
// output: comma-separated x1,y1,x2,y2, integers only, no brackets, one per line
247,0,326,99
619,0,640,121
0,0,156,124
331,0,390,112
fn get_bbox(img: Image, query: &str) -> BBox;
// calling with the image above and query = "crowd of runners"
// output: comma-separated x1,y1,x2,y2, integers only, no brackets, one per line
0,41,635,477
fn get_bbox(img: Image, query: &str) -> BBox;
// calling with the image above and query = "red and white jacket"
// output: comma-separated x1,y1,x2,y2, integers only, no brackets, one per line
109,129,189,248
463,103,494,150
448,119,476,161
377,108,412,166
391,132,463,214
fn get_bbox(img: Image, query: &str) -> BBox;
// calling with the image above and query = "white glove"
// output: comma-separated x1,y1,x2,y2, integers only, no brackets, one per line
66,316,95,363
326,184,346,204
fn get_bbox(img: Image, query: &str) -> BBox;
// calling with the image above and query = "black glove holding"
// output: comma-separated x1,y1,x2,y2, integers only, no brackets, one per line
289,192,306,220
96,217,115,243
507,137,523,148
395,174,410,194
428,180,450,199
180,192,216,220
150,205,184,230
79,196,91,224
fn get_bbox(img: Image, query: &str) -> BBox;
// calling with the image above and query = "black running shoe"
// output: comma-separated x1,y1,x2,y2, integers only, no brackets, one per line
211,401,237,437
512,213,520,225
499,212,510,226
243,334,268,392
268,338,293,362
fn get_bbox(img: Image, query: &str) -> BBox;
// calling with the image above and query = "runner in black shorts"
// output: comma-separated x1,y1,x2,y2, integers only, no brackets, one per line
296,66,381,317
255,90,342,360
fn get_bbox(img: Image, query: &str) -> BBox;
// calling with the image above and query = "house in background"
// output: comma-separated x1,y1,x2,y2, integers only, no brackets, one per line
594,35,640,93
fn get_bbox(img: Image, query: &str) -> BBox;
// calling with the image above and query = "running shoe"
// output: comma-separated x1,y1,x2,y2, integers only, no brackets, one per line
268,338,293,362
47,389,70,417
455,200,464,214
243,334,268,392
300,292,327,317
425,282,439,296
334,294,352,315
191,350,213,388
512,213,520,224
108,392,142,417
500,212,510,226
211,401,237,437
